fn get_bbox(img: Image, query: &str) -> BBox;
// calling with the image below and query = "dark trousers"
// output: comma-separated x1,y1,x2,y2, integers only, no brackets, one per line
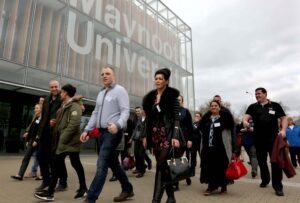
18,140,37,177
256,141,283,191
190,146,200,176
152,148,174,202
134,140,146,174
289,146,300,167
36,137,67,186
145,152,152,166
48,152,86,194
36,137,52,185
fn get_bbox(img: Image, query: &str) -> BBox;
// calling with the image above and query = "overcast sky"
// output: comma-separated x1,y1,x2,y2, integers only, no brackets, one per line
162,0,300,117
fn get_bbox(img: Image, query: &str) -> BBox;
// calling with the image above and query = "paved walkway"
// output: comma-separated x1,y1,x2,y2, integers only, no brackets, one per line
1,154,300,203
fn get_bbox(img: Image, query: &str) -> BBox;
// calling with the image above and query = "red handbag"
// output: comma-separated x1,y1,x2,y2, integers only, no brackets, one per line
226,157,247,180
122,156,135,170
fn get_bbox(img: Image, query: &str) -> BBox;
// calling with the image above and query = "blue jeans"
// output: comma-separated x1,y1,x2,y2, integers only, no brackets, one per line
31,150,39,173
86,129,133,202
243,145,258,173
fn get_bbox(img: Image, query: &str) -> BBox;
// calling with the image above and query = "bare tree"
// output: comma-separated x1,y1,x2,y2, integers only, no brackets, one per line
277,101,289,113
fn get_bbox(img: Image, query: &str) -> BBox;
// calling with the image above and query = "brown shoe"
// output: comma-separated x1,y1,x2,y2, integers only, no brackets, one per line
113,191,134,202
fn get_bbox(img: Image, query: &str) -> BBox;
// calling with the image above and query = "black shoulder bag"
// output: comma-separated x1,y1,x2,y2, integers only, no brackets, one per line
163,147,192,184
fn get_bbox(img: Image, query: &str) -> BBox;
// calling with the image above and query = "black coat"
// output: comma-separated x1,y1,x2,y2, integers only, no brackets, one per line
179,107,193,142
142,87,180,149
199,110,236,185
36,94,62,141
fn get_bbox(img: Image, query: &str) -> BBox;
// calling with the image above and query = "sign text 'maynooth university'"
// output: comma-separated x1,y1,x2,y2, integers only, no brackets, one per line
67,0,182,79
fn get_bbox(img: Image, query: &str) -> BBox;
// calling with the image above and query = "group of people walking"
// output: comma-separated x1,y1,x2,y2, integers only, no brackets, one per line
11,80,88,201
10,65,298,202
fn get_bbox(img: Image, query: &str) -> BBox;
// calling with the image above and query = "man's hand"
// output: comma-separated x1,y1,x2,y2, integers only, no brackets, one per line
187,140,192,149
143,137,147,149
243,120,250,129
171,138,180,148
80,132,90,142
278,130,286,138
107,122,118,134
50,119,57,127
23,132,28,138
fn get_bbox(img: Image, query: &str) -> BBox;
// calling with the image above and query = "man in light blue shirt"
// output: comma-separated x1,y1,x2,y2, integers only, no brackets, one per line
80,65,134,203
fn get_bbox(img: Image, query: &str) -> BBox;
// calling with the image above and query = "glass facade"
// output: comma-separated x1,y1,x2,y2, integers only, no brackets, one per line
0,0,194,152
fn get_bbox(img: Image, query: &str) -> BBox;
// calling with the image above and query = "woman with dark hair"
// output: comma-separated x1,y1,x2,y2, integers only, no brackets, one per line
143,68,181,203
199,100,236,196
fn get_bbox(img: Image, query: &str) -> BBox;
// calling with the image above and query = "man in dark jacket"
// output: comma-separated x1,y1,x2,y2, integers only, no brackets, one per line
191,111,202,176
34,84,87,201
173,95,193,190
35,80,68,191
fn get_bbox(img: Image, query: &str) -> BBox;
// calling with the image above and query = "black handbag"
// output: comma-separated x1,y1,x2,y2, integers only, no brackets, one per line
163,148,192,184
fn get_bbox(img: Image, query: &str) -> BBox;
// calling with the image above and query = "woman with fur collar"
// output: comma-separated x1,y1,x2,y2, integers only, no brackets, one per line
143,68,180,203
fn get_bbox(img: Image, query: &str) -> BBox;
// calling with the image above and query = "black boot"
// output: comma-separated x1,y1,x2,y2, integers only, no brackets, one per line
165,184,176,203
152,171,164,203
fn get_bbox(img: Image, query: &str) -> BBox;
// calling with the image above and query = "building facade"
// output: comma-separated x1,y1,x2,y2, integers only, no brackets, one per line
0,0,194,152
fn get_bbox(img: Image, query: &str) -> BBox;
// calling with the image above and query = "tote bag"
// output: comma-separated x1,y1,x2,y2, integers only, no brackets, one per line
226,157,247,180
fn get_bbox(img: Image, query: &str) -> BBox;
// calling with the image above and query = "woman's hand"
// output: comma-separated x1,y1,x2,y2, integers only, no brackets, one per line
143,137,147,149
171,138,180,148
231,153,238,160
187,140,192,148
32,141,38,148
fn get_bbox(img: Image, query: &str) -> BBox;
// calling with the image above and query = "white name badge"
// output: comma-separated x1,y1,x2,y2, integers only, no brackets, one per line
214,122,221,127
269,110,275,115
156,104,161,112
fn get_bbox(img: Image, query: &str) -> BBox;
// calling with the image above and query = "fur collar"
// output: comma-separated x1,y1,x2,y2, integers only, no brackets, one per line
143,87,179,113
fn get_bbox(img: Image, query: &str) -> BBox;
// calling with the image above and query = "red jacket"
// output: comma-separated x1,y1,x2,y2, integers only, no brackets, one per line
271,135,296,178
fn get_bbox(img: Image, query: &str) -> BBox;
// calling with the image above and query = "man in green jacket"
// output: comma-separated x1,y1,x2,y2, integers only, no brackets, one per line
34,84,87,201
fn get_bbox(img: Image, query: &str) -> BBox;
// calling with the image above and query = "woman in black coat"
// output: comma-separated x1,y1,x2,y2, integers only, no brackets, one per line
143,68,180,203
199,100,236,195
